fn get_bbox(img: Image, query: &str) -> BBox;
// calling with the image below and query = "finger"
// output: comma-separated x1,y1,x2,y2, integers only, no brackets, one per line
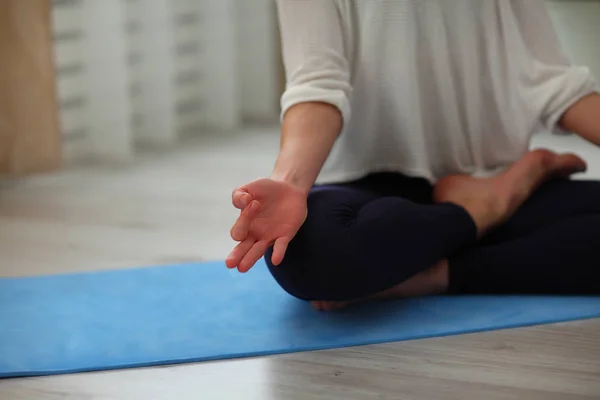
225,238,255,269
232,188,252,210
270,236,291,266
230,200,260,241
238,240,270,273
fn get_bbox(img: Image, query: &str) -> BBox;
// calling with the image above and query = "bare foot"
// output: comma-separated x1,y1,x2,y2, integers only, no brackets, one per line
311,260,449,312
433,149,586,237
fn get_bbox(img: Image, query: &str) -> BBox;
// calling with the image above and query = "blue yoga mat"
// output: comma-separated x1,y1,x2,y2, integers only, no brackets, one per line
1,260,600,378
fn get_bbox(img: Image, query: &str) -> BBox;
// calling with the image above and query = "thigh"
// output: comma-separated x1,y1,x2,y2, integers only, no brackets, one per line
265,180,477,301
484,179,600,244
449,214,600,295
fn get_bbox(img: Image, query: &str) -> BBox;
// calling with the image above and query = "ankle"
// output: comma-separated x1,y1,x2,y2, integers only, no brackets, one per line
464,193,508,238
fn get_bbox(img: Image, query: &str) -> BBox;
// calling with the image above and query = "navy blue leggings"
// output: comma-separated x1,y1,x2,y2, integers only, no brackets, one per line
264,172,600,301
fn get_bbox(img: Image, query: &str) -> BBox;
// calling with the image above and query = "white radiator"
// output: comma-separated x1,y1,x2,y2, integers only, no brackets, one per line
51,0,248,164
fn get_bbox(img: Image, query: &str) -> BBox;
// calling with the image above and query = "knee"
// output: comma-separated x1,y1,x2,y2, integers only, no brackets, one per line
264,237,345,301
263,243,320,301
262,186,368,300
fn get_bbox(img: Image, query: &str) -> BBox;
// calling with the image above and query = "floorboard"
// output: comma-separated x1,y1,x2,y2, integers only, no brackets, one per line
1,128,599,399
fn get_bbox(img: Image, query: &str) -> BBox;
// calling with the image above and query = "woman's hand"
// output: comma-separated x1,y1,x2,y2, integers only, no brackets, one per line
226,178,308,273
226,100,344,273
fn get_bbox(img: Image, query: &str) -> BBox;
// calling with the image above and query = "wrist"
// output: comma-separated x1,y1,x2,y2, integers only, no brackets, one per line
270,169,312,197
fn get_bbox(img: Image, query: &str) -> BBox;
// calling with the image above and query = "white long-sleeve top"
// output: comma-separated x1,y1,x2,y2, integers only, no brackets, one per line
276,0,598,183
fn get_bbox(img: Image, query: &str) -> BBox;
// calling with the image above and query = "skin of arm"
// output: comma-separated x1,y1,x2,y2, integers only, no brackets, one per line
270,102,342,196
559,92,600,146
271,0,350,195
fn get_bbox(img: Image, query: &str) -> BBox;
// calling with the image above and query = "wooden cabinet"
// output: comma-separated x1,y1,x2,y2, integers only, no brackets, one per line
0,0,61,176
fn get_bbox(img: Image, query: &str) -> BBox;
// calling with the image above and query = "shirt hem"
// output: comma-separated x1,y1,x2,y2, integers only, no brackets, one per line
316,166,437,185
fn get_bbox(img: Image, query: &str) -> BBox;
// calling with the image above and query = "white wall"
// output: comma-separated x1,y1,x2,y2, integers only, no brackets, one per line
547,0,600,79
234,0,281,123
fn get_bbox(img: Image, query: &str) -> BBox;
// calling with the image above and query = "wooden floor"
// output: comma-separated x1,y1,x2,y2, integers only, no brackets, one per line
1,128,599,399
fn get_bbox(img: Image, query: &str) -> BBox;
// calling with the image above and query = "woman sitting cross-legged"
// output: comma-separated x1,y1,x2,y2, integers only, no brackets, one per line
226,0,600,311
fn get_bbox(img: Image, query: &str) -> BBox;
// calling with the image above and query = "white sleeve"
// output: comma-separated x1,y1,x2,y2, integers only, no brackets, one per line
276,0,353,125
510,0,598,133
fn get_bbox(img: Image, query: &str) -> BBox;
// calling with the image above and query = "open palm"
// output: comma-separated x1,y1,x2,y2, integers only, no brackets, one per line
226,178,307,272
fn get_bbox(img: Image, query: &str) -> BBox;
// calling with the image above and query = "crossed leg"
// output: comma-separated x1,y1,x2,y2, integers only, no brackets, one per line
312,179,600,311
449,213,600,295
263,149,594,311
479,179,600,245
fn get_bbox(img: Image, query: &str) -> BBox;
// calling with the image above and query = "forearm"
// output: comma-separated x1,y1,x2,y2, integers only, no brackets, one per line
271,102,342,195
559,92,600,146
